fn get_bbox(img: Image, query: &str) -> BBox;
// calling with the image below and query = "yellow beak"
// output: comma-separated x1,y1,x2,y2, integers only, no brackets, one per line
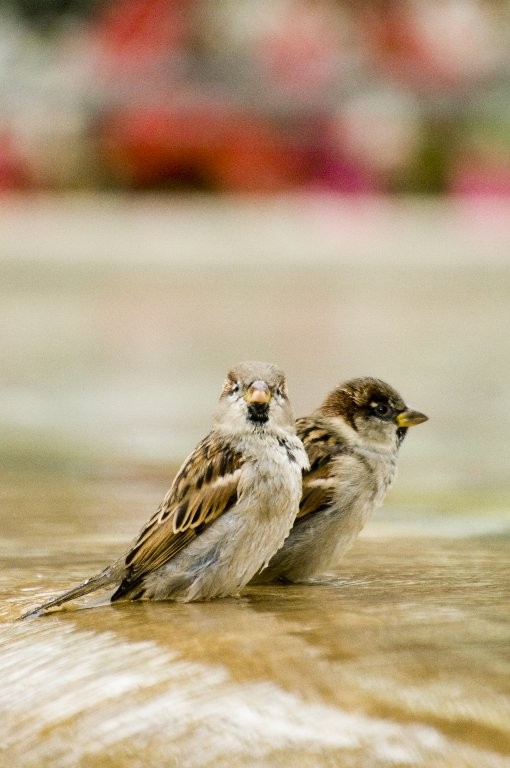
396,409,428,428
245,381,271,405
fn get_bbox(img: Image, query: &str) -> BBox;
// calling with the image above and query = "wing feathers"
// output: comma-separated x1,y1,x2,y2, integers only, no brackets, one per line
295,417,350,523
115,434,244,595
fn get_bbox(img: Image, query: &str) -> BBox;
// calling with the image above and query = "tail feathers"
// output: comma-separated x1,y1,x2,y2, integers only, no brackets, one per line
19,566,120,619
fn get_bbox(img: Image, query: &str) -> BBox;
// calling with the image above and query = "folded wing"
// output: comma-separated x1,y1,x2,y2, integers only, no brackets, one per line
111,434,244,600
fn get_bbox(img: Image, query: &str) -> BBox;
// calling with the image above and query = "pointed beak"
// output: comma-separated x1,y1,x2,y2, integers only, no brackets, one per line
396,409,428,428
245,380,271,405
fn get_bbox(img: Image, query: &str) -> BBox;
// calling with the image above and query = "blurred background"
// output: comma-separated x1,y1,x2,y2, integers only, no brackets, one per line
1,0,510,194
1,0,510,513
2,6,510,765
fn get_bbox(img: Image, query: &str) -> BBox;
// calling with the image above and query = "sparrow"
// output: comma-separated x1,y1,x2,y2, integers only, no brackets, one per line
21,361,309,618
254,377,428,584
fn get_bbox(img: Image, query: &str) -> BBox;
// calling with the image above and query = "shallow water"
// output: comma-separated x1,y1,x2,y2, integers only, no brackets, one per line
2,466,510,768
1,196,510,766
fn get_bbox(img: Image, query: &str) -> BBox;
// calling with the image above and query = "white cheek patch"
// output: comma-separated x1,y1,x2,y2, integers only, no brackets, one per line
330,416,361,444
216,398,245,428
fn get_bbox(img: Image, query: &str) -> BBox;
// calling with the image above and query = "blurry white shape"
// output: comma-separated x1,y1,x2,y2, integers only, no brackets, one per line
2,622,506,768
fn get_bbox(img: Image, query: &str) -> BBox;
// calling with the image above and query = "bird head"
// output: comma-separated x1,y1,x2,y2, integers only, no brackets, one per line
214,361,296,435
318,377,428,448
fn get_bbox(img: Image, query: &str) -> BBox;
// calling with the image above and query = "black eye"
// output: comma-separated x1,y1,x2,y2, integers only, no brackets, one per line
373,403,390,417
230,382,240,395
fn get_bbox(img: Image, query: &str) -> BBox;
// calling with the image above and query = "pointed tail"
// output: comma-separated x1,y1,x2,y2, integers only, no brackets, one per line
19,565,120,619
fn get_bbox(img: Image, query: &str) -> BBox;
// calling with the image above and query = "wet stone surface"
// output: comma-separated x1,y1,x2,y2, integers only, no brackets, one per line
1,468,509,768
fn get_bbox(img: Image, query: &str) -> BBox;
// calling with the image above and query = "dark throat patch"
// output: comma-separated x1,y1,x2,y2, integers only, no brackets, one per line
247,402,270,424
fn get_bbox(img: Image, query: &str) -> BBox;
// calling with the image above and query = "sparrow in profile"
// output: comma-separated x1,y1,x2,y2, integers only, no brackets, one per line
255,377,428,584
21,361,308,618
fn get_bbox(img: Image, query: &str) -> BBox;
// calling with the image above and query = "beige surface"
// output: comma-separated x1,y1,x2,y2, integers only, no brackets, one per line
1,195,509,766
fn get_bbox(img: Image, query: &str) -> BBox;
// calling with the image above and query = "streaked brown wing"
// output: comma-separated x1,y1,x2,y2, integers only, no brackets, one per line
118,433,244,586
295,416,350,522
